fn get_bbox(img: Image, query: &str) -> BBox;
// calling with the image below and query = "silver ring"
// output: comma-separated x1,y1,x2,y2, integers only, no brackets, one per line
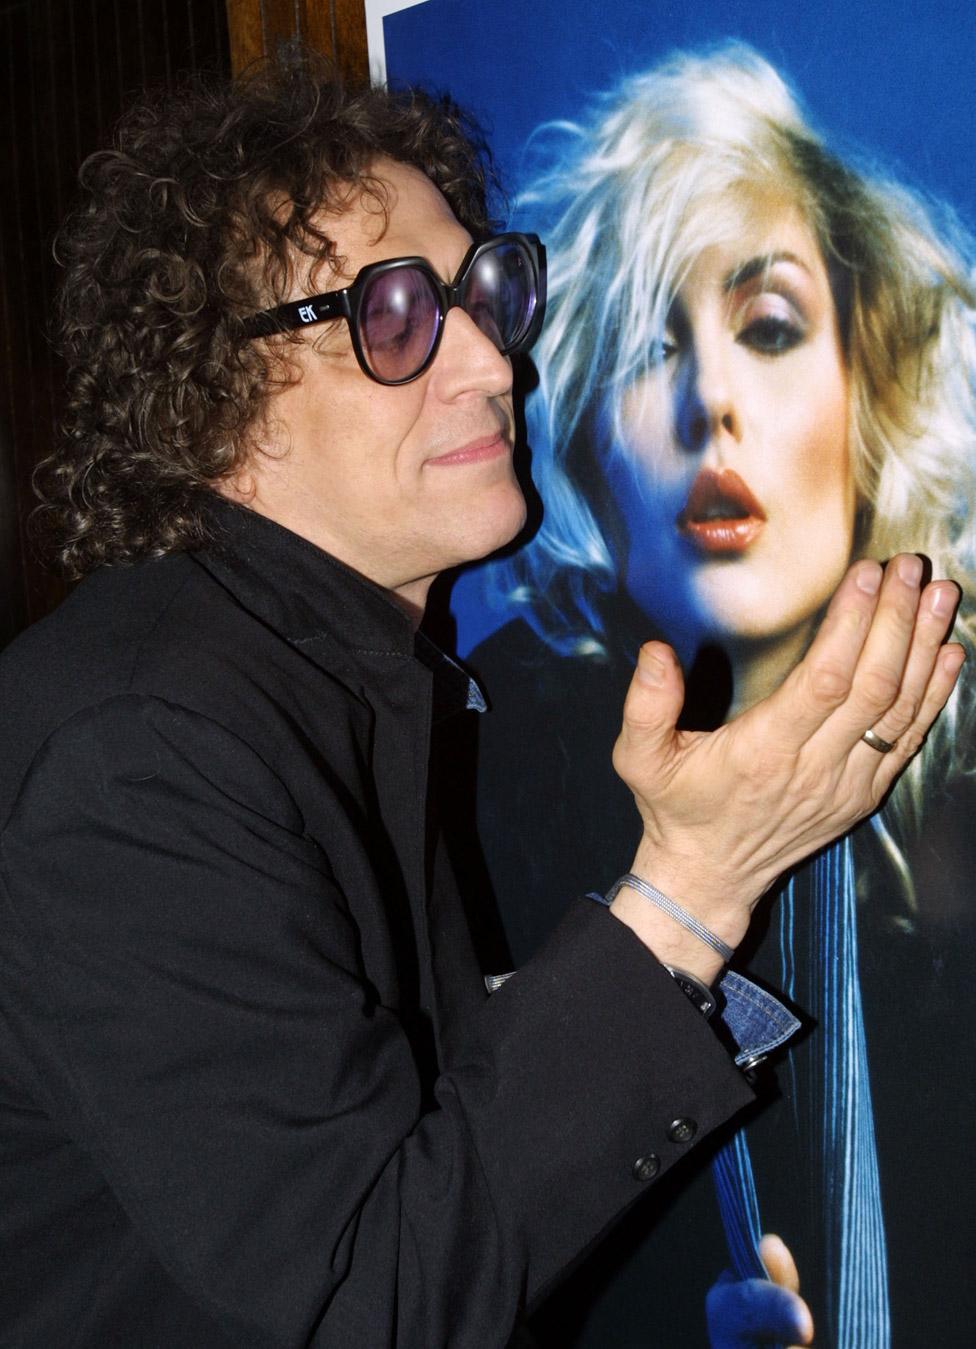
861,728,898,754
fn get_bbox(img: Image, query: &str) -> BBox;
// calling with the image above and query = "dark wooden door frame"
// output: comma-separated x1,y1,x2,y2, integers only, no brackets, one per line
225,1,368,80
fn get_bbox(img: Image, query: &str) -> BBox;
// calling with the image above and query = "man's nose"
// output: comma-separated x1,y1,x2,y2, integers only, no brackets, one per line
433,305,513,399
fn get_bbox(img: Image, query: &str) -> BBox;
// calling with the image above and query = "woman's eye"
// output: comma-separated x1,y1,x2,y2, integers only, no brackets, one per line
738,314,804,355
647,336,678,366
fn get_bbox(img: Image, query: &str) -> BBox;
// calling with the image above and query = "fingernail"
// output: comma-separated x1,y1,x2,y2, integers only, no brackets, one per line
856,562,882,594
943,647,966,674
930,583,958,617
795,1308,815,1344
896,554,923,587
637,650,666,686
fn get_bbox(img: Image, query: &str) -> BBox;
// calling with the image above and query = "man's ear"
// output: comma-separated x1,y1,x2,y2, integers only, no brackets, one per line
216,450,258,505
221,405,295,503
225,475,257,504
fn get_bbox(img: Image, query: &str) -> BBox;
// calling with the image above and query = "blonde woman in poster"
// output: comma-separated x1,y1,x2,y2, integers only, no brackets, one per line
469,44,976,1348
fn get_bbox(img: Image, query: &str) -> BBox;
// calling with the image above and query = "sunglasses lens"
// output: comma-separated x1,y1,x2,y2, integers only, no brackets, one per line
360,266,440,382
465,242,537,352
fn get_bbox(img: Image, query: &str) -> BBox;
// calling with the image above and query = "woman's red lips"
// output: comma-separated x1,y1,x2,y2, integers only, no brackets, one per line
677,468,767,554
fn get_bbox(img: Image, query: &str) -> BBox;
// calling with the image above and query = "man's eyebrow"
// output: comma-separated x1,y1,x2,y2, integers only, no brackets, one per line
723,251,811,291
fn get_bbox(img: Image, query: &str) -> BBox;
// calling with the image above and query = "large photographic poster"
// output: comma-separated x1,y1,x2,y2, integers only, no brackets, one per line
373,3,976,1346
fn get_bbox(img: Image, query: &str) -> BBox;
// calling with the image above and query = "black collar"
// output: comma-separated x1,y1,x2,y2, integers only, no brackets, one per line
197,496,416,656
194,496,483,720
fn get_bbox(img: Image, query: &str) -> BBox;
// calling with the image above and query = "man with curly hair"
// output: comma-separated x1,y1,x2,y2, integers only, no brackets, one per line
0,55,963,1348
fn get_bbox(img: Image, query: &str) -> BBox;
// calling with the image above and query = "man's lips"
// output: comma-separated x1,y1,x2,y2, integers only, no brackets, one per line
426,432,511,467
677,468,767,554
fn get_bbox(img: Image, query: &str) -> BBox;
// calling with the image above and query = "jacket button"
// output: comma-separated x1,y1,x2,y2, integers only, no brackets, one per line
667,1117,697,1144
632,1154,660,1182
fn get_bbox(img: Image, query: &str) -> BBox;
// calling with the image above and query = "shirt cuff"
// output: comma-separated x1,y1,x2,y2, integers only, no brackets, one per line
718,968,801,1070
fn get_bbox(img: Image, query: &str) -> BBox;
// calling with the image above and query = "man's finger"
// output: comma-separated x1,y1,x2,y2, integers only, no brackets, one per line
612,642,685,790
742,559,882,753
852,580,959,751
817,554,929,752
871,640,965,792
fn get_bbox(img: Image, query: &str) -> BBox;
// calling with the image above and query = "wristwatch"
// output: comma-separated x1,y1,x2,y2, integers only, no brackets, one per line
663,964,719,1019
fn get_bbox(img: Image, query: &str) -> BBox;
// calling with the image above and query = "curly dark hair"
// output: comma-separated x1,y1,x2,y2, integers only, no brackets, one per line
36,50,498,575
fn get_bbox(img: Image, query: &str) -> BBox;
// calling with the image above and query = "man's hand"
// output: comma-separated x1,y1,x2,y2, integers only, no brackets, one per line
706,1234,814,1348
610,556,962,976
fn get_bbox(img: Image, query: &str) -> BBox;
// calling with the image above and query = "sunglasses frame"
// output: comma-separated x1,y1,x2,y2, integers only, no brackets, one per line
241,232,546,386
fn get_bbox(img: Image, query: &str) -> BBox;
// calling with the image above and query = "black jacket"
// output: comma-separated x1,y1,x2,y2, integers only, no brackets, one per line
0,500,754,1347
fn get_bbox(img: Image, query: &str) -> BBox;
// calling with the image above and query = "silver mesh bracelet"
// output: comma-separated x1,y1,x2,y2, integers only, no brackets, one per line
604,872,735,963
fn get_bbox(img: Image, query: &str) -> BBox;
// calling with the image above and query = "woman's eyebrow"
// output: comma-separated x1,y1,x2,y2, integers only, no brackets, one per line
723,251,812,291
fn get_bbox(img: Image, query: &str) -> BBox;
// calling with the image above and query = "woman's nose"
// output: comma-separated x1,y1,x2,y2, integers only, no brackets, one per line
674,350,739,453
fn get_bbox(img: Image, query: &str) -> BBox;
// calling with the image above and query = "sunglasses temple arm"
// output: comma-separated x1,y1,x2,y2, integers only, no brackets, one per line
243,291,347,338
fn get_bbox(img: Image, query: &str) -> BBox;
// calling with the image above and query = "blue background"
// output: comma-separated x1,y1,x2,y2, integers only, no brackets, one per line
387,0,976,229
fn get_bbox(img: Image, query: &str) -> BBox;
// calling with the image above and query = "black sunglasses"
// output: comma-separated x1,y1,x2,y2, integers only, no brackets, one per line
241,232,546,386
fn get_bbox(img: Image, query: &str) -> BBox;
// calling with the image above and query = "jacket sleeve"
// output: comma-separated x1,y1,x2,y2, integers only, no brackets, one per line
1,693,755,1348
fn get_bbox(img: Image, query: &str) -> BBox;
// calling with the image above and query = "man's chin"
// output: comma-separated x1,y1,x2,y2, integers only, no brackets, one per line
464,496,529,567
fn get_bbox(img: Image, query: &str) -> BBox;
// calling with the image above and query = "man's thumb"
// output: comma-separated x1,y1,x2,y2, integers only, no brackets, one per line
614,642,684,770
